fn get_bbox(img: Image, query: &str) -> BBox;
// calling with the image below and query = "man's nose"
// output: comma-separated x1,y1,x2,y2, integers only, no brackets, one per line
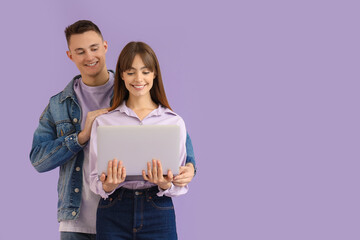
85,51,95,60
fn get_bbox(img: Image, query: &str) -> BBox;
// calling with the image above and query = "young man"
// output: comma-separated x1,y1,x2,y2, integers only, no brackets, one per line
30,20,196,240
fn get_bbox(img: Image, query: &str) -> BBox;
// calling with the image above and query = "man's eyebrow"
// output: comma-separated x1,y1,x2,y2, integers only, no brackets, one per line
74,44,100,52
74,48,84,52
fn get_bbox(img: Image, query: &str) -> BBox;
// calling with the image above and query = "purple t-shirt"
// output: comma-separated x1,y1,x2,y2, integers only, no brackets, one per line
59,71,114,234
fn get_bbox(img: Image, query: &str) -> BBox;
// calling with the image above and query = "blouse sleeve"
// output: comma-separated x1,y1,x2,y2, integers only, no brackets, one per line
89,118,124,199
157,117,189,197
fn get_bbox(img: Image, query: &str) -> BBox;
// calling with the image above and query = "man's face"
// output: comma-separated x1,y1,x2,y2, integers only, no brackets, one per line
66,31,108,80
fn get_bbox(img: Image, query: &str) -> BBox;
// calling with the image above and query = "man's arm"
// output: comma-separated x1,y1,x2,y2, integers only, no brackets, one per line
29,104,84,173
185,132,196,170
30,104,108,173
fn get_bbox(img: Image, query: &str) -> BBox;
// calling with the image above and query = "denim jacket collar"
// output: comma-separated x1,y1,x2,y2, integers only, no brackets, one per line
59,75,80,103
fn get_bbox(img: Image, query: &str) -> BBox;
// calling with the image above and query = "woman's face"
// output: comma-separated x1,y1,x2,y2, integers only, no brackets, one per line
122,54,156,98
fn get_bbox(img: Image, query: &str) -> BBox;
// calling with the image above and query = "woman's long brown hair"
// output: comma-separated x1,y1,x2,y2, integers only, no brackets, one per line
109,41,172,111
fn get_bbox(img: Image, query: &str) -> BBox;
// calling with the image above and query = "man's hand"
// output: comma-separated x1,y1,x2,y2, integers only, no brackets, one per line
78,108,109,145
173,163,195,187
142,159,173,190
100,158,126,193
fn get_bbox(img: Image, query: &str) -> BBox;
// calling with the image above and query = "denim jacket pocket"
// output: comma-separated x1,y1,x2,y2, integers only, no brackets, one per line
56,121,76,138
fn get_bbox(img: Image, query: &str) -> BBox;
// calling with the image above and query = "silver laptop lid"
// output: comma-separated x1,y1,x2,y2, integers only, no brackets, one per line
96,125,180,180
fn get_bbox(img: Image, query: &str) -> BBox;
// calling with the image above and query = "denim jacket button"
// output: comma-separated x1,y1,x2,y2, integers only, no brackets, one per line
72,211,76,216
75,167,81,172
74,188,79,193
73,118,78,123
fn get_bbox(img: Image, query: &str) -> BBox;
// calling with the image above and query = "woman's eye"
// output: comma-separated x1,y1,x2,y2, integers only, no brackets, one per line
143,72,150,75
127,72,134,76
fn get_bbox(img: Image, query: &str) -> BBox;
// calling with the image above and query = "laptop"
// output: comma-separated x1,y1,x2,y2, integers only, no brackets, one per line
96,125,181,181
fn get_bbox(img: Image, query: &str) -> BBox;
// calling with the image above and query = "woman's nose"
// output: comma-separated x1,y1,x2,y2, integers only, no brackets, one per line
135,73,143,82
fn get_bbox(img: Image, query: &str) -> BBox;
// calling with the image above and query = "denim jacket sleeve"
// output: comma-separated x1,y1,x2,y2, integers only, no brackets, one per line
185,132,197,174
30,103,84,173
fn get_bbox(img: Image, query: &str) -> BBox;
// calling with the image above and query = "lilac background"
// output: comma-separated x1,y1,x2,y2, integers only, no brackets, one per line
1,0,359,239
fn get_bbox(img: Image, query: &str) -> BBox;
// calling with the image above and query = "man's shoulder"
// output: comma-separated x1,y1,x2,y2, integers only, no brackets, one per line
48,90,64,102
49,74,82,103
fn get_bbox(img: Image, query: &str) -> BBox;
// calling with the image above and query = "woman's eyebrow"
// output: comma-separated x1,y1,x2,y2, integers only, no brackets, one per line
129,66,148,70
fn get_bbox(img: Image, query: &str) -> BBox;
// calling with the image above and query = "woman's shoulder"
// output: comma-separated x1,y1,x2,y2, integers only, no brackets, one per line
160,105,181,118
93,106,127,126
159,105,186,126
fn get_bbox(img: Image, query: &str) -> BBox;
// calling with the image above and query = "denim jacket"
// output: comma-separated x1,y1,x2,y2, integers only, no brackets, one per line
30,73,196,222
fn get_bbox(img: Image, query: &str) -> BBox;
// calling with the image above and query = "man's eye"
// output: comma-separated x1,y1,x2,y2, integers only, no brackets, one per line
77,52,84,55
91,48,98,52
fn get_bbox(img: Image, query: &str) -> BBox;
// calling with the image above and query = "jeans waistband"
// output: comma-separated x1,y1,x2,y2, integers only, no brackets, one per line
112,186,159,199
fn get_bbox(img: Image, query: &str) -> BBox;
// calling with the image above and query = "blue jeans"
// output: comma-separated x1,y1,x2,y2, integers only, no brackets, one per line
60,232,96,240
96,187,177,240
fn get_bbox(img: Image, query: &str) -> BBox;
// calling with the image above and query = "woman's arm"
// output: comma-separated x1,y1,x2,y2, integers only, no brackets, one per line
142,159,174,190
144,118,189,197
89,119,126,199
173,163,195,187
173,132,196,186
99,158,126,193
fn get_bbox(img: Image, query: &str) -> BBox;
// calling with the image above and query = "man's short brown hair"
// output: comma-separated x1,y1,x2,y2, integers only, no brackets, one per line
64,20,103,46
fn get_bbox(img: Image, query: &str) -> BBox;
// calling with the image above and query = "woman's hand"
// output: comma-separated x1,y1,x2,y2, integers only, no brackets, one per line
173,163,195,187
100,158,126,193
142,159,173,190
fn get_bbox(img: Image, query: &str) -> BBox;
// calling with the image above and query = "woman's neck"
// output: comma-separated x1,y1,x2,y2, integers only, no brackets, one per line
126,95,158,120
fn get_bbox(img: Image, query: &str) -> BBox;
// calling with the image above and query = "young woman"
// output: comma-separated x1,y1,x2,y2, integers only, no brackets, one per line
89,41,189,239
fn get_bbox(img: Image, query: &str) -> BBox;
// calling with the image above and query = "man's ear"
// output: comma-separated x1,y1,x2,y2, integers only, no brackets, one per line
103,40,108,53
66,51,73,61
